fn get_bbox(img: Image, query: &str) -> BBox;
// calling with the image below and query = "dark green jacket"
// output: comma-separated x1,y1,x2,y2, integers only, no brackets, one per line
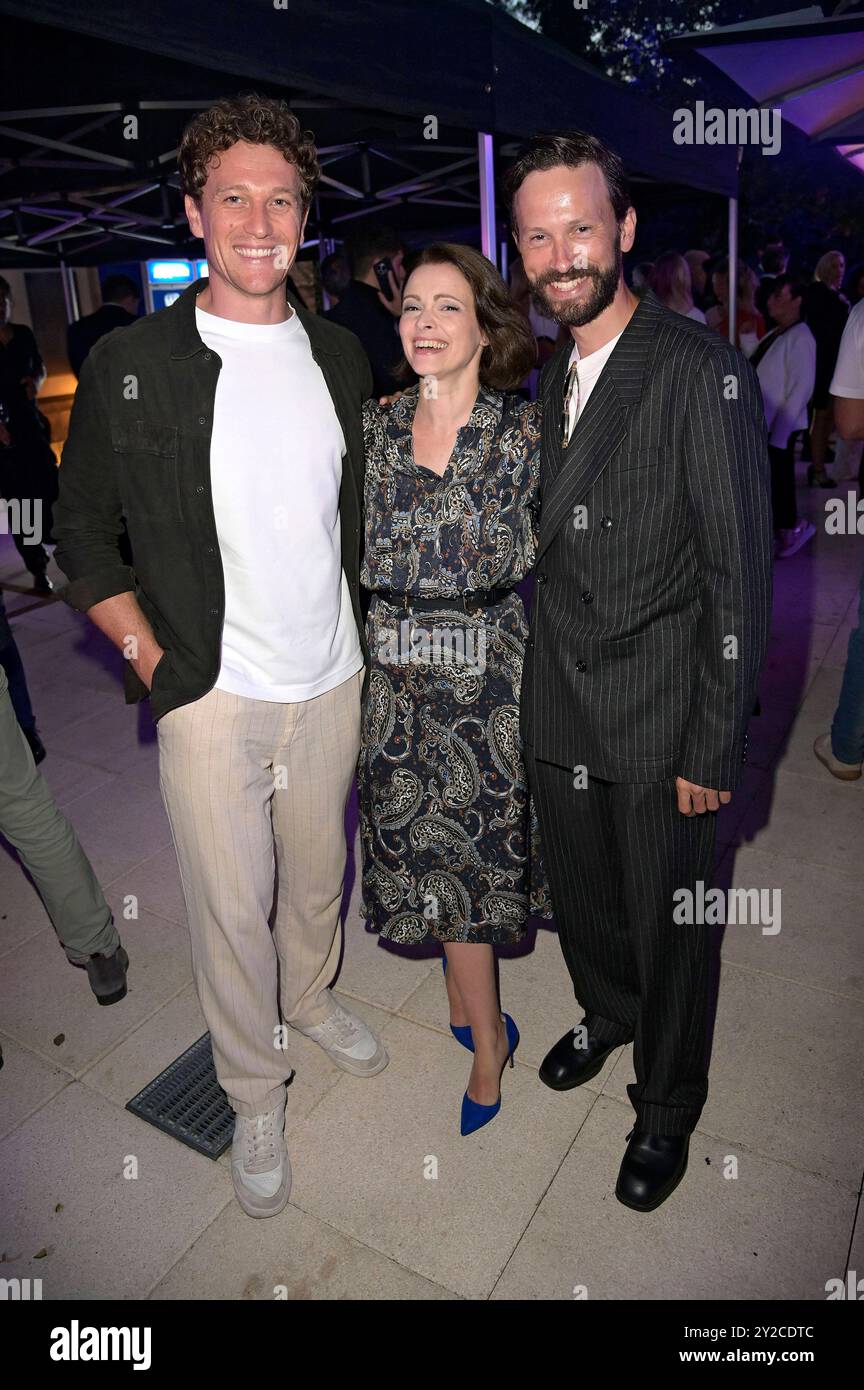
53,278,373,721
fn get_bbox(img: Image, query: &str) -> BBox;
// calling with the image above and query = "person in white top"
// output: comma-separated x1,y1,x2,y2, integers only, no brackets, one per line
57,96,390,1222
830,296,864,487
752,275,817,557
831,295,864,432
813,298,864,780
180,104,391,1220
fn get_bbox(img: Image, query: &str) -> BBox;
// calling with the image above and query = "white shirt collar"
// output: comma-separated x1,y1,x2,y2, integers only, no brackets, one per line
567,327,624,370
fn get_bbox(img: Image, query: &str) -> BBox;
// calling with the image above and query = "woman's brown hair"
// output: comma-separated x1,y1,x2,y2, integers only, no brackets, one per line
397,242,537,390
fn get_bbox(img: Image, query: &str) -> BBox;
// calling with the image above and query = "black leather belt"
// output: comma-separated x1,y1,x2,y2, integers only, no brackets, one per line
373,586,514,614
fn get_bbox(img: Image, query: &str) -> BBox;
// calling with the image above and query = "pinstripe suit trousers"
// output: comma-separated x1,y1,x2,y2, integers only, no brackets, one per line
527,751,716,1136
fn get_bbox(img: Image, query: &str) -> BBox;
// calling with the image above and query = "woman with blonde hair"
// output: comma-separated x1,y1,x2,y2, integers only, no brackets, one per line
651,251,706,323
706,257,765,352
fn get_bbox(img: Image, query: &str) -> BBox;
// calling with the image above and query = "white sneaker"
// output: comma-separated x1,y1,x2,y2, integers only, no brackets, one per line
295,996,389,1077
813,733,862,781
231,1100,291,1218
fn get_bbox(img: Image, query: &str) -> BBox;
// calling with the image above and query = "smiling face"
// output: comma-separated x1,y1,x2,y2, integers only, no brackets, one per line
399,261,488,384
512,163,635,328
184,140,307,317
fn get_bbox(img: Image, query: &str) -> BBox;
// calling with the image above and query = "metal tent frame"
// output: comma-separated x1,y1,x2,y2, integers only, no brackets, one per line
0,0,739,297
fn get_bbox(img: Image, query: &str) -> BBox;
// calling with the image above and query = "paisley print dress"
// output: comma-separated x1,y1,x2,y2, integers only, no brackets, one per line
358,382,552,945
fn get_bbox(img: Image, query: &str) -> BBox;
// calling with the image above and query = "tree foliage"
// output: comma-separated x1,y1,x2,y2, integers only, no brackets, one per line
489,0,862,270
491,0,806,106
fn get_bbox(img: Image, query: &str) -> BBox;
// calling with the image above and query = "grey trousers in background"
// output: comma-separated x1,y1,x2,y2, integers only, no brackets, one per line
0,664,117,963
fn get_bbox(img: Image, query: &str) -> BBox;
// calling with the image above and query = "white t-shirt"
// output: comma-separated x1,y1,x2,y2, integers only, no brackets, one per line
196,304,363,702
830,299,864,399
565,329,624,442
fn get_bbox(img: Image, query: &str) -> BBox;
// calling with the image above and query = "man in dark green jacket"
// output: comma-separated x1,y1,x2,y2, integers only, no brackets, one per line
53,94,383,1221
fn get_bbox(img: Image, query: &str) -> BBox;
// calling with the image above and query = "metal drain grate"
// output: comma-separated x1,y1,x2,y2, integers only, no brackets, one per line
126,1033,234,1159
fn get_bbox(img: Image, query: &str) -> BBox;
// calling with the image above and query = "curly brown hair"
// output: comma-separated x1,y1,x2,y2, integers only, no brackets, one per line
178,93,320,208
397,242,537,391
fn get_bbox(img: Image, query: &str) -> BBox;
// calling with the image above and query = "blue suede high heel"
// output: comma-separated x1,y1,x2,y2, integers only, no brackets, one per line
460,1013,519,1136
442,955,474,1052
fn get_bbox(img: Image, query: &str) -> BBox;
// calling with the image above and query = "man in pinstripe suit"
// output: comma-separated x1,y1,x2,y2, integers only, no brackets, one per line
504,133,773,1211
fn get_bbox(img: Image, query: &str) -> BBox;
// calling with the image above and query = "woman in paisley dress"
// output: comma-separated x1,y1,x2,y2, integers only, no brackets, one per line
358,243,552,1135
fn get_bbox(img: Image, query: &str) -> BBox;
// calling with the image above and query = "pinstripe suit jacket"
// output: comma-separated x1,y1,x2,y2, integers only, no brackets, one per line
521,290,773,792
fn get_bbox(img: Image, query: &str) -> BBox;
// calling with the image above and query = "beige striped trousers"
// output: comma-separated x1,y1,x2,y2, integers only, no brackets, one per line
156,667,363,1117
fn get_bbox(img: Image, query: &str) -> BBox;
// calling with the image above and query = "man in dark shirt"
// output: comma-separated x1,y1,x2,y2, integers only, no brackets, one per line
325,224,406,397
67,274,139,378
52,95,384,1222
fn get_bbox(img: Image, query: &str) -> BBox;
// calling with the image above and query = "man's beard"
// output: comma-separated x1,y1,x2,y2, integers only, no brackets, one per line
529,236,623,327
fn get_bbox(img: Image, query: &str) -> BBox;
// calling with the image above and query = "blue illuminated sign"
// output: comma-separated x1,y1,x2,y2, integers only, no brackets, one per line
147,260,194,285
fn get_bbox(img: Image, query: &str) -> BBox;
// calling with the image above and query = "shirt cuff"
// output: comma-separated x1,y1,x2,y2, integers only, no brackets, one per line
60,567,135,613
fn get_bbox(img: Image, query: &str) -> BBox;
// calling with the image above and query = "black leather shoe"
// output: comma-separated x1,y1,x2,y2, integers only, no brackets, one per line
615,1129,690,1212
84,945,129,1006
538,1026,626,1091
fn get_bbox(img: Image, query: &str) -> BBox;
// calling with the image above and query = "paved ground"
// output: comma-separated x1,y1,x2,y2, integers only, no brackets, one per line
1,465,862,1301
